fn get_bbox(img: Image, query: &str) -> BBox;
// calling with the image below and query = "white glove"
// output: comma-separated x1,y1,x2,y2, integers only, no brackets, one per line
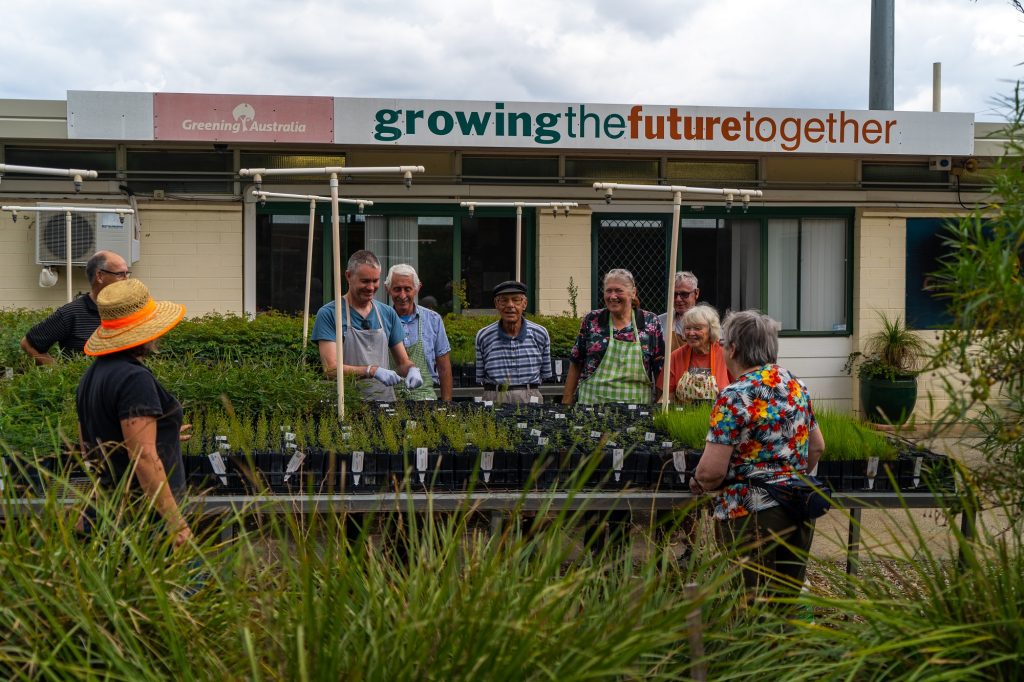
373,367,401,386
405,366,424,389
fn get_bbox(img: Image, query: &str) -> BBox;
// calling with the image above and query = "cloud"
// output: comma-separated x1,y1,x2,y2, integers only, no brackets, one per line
0,0,1018,120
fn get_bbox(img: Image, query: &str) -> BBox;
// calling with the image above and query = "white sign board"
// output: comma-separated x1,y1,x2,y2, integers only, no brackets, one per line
334,97,974,155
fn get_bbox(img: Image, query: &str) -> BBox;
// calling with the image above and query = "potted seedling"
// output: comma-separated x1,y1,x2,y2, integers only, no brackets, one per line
845,313,926,425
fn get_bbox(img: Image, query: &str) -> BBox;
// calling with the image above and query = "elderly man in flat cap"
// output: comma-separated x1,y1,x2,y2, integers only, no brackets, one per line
474,280,552,405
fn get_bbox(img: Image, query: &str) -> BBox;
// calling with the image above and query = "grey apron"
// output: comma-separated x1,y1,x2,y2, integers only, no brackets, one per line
345,300,395,402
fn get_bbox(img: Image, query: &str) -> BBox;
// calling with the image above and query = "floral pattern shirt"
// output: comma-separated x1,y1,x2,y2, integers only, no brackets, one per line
569,309,665,383
705,364,818,521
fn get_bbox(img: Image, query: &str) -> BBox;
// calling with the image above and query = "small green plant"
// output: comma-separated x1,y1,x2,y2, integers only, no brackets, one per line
566,276,579,318
653,404,712,449
845,312,926,380
815,409,898,461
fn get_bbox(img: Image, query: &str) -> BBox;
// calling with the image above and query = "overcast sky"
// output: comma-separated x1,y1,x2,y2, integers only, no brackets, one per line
1,0,1020,121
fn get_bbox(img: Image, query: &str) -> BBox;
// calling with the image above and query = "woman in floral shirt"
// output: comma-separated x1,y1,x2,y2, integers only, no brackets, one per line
562,269,665,405
691,310,825,596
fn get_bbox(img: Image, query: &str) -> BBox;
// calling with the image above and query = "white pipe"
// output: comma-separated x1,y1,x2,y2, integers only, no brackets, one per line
593,182,762,198
240,166,425,177
329,173,345,421
660,191,682,410
303,198,316,351
65,211,72,303
252,190,373,207
515,205,523,282
2,205,134,214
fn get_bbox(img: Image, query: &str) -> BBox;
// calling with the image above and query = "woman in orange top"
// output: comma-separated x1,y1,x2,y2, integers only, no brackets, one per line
657,303,731,404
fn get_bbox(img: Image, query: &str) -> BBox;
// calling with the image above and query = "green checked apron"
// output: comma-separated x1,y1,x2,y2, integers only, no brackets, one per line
576,313,652,405
394,313,437,401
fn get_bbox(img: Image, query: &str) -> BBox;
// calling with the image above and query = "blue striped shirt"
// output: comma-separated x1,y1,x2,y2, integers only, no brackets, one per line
475,318,552,386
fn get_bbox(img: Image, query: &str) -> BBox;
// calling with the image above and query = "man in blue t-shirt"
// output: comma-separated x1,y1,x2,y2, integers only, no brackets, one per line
385,263,453,401
310,250,423,402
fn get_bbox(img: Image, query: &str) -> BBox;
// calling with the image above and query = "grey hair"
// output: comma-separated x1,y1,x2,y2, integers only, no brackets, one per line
674,271,698,290
602,268,636,292
85,251,109,284
682,303,722,343
346,249,381,273
385,263,421,289
721,309,780,367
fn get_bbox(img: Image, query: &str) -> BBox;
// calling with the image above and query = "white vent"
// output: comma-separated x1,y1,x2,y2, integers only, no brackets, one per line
35,207,139,266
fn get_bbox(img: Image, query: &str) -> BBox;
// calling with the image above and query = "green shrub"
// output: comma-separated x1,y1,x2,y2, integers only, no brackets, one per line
0,307,53,371
159,311,320,365
443,312,582,364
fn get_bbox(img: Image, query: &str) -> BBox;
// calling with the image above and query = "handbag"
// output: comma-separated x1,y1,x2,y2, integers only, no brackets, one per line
748,476,832,521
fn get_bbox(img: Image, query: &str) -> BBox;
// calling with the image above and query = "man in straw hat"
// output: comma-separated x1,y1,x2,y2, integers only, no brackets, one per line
76,279,191,548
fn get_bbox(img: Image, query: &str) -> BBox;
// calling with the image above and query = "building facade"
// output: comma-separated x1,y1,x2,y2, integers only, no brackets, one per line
0,91,1002,417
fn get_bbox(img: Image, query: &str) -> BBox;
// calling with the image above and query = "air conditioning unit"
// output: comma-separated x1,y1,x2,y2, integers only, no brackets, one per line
35,206,139,266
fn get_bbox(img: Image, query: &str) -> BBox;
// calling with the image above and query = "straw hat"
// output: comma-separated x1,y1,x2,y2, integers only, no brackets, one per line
84,279,186,356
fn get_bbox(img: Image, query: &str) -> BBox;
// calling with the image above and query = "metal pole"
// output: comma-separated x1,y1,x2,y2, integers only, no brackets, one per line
869,0,895,110
302,199,316,351
515,204,523,282
932,62,942,112
329,173,345,421
660,191,682,410
64,210,72,303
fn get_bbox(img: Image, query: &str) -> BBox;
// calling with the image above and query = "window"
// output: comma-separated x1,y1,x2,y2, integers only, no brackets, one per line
905,218,955,329
126,149,234,194
240,152,345,183
566,158,659,184
594,218,668,312
3,147,117,178
461,156,558,184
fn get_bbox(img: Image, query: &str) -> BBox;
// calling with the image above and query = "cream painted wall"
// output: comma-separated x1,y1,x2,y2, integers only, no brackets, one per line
535,208,592,316
0,201,242,316
852,208,968,422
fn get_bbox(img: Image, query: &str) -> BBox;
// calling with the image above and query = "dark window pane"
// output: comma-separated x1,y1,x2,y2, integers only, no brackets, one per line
906,218,954,329
862,163,948,188
4,147,116,179
462,156,558,184
460,216,517,309
127,149,234,194
666,160,757,183
255,213,326,314
567,158,658,184
416,220,455,315
240,152,345,183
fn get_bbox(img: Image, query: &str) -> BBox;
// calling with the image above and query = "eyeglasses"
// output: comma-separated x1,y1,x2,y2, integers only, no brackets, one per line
496,295,525,305
100,268,131,279
673,290,696,299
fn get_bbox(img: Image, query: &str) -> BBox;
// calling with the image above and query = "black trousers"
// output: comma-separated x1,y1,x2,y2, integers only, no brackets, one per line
715,505,815,596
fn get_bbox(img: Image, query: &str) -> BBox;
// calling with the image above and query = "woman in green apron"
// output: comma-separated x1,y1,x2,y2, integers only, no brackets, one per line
562,269,666,405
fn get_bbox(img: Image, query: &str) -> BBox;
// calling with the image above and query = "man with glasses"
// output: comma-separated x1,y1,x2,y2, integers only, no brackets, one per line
475,280,552,404
21,250,131,366
658,271,700,351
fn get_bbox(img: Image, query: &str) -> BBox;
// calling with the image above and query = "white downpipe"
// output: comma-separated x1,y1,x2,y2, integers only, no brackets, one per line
515,205,523,282
65,211,72,303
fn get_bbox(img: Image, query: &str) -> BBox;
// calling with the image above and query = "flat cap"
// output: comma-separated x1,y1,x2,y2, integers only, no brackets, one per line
492,280,527,297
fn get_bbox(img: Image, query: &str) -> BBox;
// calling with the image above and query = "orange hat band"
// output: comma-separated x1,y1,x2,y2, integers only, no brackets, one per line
100,298,157,330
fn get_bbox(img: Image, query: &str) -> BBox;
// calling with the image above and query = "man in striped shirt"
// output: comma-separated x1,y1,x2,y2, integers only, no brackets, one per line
475,280,552,404
21,250,130,366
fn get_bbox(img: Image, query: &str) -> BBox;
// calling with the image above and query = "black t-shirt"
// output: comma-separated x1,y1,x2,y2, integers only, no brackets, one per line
76,352,185,495
25,294,100,355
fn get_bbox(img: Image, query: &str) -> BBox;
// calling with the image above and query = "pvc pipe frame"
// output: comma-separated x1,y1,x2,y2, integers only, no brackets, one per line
240,166,425,421
591,182,764,411
250,190,374,351
2,205,134,303
458,201,579,282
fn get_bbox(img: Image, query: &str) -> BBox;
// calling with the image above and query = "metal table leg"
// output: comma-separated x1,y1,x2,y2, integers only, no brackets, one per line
846,507,862,575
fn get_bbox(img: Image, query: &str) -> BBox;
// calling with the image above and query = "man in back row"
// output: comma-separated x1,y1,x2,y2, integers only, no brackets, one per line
385,263,453,401
475,280,552,404
658,270,700,351
21,250,130,365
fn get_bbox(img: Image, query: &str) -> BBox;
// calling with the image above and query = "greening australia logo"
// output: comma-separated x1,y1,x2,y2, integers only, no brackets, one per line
181,102,309,134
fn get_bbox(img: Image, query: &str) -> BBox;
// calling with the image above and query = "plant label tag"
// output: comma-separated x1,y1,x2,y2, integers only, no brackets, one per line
590,430,602,438
645,432,656,442
913,456,923,487
810,462,819,476
554,359,563,376
530,428,542,437
626,426,637,433
481,451,494,483
283,432,296,443
437,407,447,413
866,456,880,490
573,425,584,431
352,450,364,485
3,367,13,380
607,441,617,447
662,441,673,449
628,404,637,410
207,451,228,486
474,397,483,403
416,448,429,482
529,396,541,404
537,437,549,446
517,422,528,429
555,413,566,420
613,448,625,482
407,421,417,430
640,411,650,417
483,400,494,407
673,451,687,484
283,450,305,483
342,432,351,440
